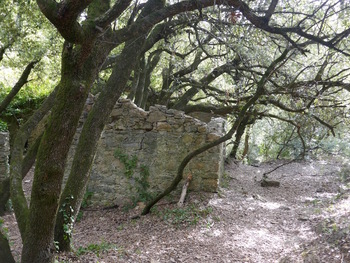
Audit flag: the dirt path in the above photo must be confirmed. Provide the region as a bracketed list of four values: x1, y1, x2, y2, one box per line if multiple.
[4, 157, 350, 262]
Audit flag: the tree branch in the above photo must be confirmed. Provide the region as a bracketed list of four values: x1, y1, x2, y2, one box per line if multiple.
[0, 60, 39, 115]
[312, 114, 335, 136]
[95, 0, 133, 29]
[36, 0, 92, 43]
[264, 0, 279, 22]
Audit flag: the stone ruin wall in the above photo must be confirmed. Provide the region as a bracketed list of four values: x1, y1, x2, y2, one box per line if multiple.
[0, 101, 226, 208]
[66, 99, 226, 207]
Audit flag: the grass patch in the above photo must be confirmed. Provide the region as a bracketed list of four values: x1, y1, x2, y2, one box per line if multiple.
[75, 241, 117, 257]
[155, 204, 213, 227]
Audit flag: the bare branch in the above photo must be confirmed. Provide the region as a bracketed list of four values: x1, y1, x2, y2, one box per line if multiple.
[312, 114, 336, 136]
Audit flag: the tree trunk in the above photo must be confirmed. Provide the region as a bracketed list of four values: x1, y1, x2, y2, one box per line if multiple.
[229, 115, 252, 159]
[0, 232, 15, 263]
[229, 120, 246, 159]
[241, 125, 251, 160]
[134, 56, 146, 107]
[20, 42, 99, 262]
[10, 87, 57, 238]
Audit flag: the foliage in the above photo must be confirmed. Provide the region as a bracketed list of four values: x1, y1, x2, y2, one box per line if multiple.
[58, 195, 75, 242]
[134, 165, 153, 203]
[0, 218, 7, 236]
[246, 113, 350, 163]
[0, 0, 62, 86]
[114, 148, 138, 179]
[0, 120, 7, 132]
[155, 204, 213, 227]
[114, 149, 153, 206]
[75, 241, 117, 257]
[0, 83, 51, 117]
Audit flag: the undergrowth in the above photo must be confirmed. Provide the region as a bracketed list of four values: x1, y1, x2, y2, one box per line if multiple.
[153, 204, 213, 227]
[75, 241, 117, 257]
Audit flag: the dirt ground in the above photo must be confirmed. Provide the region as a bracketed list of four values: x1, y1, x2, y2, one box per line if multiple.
[3, 156, 350, 262]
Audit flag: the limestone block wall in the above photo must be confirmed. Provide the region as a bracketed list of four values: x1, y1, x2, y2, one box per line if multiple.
[0, 132, 10, 185]
[67, 99, 226, 207]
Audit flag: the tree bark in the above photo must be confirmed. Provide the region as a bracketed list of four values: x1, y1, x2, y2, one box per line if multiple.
[229, 117, 248, 159]
[0, 232, 15, 263]
[229, 115, 254, 159]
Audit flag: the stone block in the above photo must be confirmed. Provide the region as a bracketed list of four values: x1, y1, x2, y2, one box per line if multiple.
[147, 111, 167, 122]
[156, 122, 172, 131]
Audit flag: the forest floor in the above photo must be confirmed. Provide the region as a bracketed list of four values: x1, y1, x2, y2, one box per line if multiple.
[3, 156, 350, 262]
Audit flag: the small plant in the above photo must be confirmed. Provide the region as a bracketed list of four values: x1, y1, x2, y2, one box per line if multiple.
[0, 120, 7, 132]
[132, 164, 153, 203]
[81, 191, 93, 208]
[157, 204, 213, 227]
[0, 218, 8, 236]
[59, 195, 75, 241]
[114, 148, 137, 178]
[114, 148, 153, 207]
[311, 199, 321, 206]
[76, 241, 117, 257]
